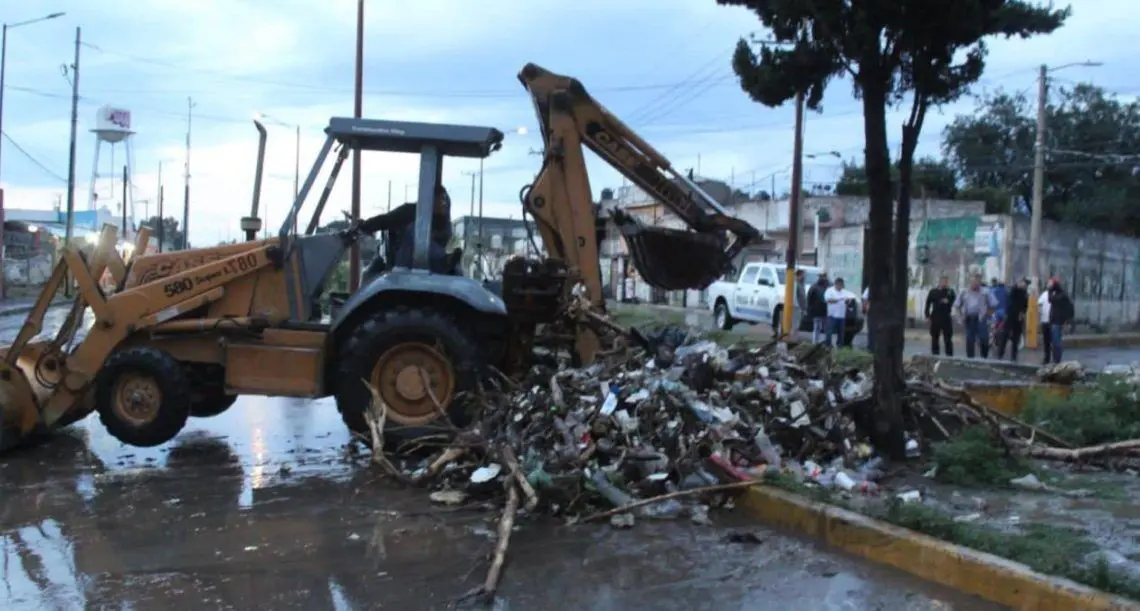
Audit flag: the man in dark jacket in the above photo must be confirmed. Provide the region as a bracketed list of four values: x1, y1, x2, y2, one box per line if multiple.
[390, 184, 461, 274]
[997, 278, 1029, 361]
[806, 273, 829, 344]
[924, 274, 956, 356]
[1047, 278, 1074, 363]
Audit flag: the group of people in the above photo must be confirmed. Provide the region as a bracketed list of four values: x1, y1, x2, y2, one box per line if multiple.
[923, 273, 1074, 364]
[804, 272, 866, 347]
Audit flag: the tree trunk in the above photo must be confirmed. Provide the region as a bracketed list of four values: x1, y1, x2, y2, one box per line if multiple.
[860, 81, 908, 460]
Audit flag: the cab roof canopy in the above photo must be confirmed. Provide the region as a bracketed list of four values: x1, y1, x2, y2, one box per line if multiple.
[324, 117, 504, 158]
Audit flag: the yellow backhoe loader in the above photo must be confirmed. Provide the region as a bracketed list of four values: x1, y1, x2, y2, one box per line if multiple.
[0, 63, 763, 452]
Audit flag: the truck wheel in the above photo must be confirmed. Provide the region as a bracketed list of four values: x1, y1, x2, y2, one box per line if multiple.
[95, 347, 192, 447]
[335, 307, 480, 442]
[714, 301, 735, 331]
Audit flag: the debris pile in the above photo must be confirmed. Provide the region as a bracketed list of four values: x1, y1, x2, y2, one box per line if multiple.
[371, 328, 1007, 520]
[357, 323, 1138, 603]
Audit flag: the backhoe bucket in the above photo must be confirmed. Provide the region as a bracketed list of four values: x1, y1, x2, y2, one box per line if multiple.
[615, 219, 729, 291]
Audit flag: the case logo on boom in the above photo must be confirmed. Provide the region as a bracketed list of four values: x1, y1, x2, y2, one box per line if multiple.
[583, 122, 697, 218]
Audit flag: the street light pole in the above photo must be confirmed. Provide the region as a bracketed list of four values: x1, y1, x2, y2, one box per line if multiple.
[1026, 60, 1101, 349]
[781, 92, 805, 338]
[0, 11, 66, 300]
[349, 0, 364, 291]
[182, 97, 195, 250]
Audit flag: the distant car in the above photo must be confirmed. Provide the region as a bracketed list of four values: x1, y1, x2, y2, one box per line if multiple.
[705, 262, 864, 345]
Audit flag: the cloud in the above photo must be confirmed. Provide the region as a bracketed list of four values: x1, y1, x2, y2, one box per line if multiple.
[1, 0, 1135, 246]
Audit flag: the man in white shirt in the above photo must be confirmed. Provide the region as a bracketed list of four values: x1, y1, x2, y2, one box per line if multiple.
[1037, 281, 1053, 363]
[861, 286, 872, 351]
[823, 277, 854, 346]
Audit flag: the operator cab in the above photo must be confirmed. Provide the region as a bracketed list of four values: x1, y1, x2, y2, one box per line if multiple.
[271, 116, 504, 324]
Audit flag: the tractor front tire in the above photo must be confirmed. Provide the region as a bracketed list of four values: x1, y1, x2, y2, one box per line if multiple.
[334, 307, 480, 444]
[95, 347, 192, 447]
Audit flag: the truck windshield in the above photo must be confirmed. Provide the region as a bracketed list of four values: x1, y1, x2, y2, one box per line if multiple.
[776, 269, 821, 285]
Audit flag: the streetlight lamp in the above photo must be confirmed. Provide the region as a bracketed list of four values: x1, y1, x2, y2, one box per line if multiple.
[1026, 60, 1102, 348]
[0, 11, 66, 300]
[474, 126, 528, 267]
[805, 151, 842, 160]
[253, 112, 301, 235]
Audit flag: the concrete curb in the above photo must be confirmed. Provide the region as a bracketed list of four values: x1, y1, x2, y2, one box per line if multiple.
[737, 485, 1140, 610]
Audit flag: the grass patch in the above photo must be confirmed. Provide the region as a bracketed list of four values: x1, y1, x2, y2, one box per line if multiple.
[930, 426, 1029, 487]
[761, 475, 1140, 600]
[610, 306, 686, 329]
[1022, 375, 1140, 446]
[831, 347, 872, 370]
[881, 502, 1140, 600]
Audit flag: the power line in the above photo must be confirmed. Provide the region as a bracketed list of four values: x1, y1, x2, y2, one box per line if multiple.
[625, 47, 734, 125]
[0, 131, 67, 183]
[78, 40, 738, 100]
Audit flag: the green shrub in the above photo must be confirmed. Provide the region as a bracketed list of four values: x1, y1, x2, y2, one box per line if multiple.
[931, 426, 1026, 486]
[1022, 375, 1140, 446]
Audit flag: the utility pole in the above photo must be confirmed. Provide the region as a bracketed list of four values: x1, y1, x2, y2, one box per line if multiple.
[463, 170, 476, 246]
[293, 123, 300, 235]
[182, 97, 194, 250]
[1024, 60, 1101, 348]
[349, 0, 364, 291]
[386, 180, 392, 212]
[782, 92, 805, 338]
[477, 157, 485, 267]
[63, 26, 81, 298]
[121, 165, 128, 233]
[1025, 64, 1048, 349]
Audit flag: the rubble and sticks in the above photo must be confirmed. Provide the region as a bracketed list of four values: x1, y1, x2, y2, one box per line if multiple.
[354, 310, 1140, 604]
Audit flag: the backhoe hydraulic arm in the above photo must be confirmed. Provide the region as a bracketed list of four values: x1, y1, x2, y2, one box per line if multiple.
[517, 63, 761, 300]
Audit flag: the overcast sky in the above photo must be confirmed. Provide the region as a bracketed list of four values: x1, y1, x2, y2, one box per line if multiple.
[2, 0, 1135, 246]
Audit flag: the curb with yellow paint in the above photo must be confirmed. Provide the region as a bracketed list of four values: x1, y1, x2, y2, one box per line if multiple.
[737, 485, 1140, 610]
[961, 380, 1072, 417]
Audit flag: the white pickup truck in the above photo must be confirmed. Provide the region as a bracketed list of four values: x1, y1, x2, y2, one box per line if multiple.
[706, 262, 864, 345]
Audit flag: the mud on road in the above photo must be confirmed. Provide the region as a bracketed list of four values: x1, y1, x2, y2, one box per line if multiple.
[0, 305, 1005, 609]
[0, 393, 1003, 610]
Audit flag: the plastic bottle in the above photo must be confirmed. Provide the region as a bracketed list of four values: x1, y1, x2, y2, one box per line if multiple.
[754, 431, 782, 469]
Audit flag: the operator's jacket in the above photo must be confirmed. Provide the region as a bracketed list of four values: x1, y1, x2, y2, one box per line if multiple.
[360, 202, 455, 275]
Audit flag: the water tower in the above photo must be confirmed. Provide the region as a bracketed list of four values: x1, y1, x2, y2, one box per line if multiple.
[87, 105, 136, 237]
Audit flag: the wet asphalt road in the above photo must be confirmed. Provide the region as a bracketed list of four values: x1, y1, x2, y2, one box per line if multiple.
[667, 307, 1140, 370]
[1, 308, 1003, 610]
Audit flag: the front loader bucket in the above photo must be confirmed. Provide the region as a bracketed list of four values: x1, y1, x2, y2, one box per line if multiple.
[0, 341, 61, 452]
[616, 220, 729, 291]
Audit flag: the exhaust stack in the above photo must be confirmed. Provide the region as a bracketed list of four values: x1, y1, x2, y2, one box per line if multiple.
[242, 119, 268, 241]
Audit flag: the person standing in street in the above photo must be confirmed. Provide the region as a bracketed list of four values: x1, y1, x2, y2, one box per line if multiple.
[823, 277, 854, 347]
[806, 272, 829, 343]
[988, 277, 1009, 354]
[793, 269, 807, 338]
[1047, 278, 1074, 364]
[924, 274, 956, 356]
[954, 273, 998, 358]
[861, 285, 872, 351]
[1038, 279, 1054, 364]
[998, 278, 1029, 361]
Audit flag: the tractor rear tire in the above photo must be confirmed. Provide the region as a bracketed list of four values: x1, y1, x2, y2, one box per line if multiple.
[95, 347, 192, 447]
[334, 307, 480, 444]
